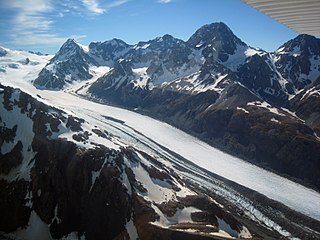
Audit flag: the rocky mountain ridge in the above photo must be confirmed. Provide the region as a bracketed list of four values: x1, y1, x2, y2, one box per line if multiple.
[34, 22, 320, 105]
[1, 40, 320, 239]
[32, 22, 320, 190]
[1, 84, 256, 240]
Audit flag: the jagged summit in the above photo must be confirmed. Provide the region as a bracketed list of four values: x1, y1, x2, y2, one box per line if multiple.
[187, 22, 246, 50]
[89, 38, 129, 49]
[276, 34, 320, 55]
[133, 33, 185, 51]
[33, 38, 95, 90]
[187, 22, 250, 70]
[51, 38, 84, 62]
[88, 38, 131, 66]
[274, 34, 320, 89]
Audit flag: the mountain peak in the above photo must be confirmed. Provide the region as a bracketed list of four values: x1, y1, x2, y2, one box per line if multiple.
[160, 34, 174, 41]
[56, 38, 82, 58]
[205, 22, 232, 33]
[0, 46, 8, 57]
[61, 38, 80, 50]
[107, 38, 129, 47]
[65, 38, 76, 44]
[152, 34, 180, 43]
[89, 38, 129, 50]
[133, 34, 184, 51]
[277, 34, 320, 55]
[187, 22, 245, 48]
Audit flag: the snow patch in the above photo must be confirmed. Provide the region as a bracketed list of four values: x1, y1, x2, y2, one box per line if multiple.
[217, 218, 238, 238]
[0, 89, 36, 181]
[237, 107, 249, 114]
[223, 45, 263, 71]
[247, 101, 285, 116]
[270, 117, 280, 123]
[239, 226, 252, 239]
[8, 211, 53, 240]
[168, 207, 202, 224]
[125, 218, 139, 240]
[131, 67, 149, 89]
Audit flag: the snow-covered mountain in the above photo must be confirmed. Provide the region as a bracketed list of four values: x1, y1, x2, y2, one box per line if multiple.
[21, 21, 320, 192]
[274, 34, 320, 89]
[1, 22, 320, 239]
[34, 39, 97, 90]
[78, 22, 320, 192]
[88, 38, 131, 66]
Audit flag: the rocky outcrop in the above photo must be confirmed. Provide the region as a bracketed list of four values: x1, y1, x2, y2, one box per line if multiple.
[34, 39, 96, 90]
[290, 77, 320, 135]
[88, 38, 131, 66]
[274, 34, 320, 89]
[1, 85, 257, 239]
[0, 47, 7, 57]
[238, 53, 290, 105]
[187, 22, 246, 65]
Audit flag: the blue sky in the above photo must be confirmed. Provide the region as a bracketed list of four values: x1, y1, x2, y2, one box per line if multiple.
[0, 0, 298, 54]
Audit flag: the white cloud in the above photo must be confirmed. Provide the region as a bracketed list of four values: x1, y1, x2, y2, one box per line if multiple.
[4, 0, 53, 13]
[9, 33, 67, 46]
[2, 0, 63, 46]
[1, 0, 130, 48]
[106, 0, 130, 9]
[81, 0, 105, 15]
[158, 0, 173, 3]
[79, 0, 130, 16]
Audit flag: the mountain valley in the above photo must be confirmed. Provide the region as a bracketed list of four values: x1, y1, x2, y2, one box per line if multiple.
[1, 22, 320, 239]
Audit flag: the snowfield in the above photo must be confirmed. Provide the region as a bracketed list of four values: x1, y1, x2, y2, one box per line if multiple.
[1, 49, 320, 238]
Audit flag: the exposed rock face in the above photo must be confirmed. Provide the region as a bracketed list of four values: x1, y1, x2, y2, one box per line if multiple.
[274, 34, 320, 89]
[187, 22, 246, 65]
[1, 85, 258, 239]
[290, 77, 320, 135]
[0, 47, 7, 57]
[237, 53, 290, 105]
[88, 38, 131, 66]
[82, 23, 320, 190]
[34, 39, 96, 90]
[31, 140, 133, 240]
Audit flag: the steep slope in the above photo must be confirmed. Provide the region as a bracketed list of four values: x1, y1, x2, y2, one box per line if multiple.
[2, 41, 320, 237]
[2, 82, 320, 239]
[290, 77, 320, 135]
[81, 23, 320, 191]
[237, 53, 291, 105]
[1, 84, 258, 240]
[88, 34, 202, 106]
[274, 34, 320, 90]
[34, 39, 97, 90]
[88, 38, 131, 66]
[187, 22, 250, 71]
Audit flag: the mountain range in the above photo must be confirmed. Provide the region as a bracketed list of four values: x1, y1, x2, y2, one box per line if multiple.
[1, 22, 320, 239]
[34, 22, 320, 190]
